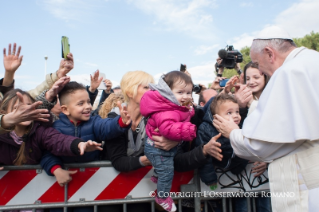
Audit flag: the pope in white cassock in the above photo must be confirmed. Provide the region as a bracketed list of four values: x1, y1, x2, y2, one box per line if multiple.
[213, 26, 319, 212]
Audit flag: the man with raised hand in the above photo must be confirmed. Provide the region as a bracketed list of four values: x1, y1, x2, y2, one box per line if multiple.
[213, 26, 319, 212]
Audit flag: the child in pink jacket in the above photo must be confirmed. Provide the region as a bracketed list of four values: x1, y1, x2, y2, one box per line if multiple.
[140, 71, 196, 212]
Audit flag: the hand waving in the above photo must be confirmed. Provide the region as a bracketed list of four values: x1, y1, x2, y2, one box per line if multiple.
[118, 101, 131, 125]
[103, 79, 112, 93]
[3, 43, 23, 73]
[45, 76, 70, 102]
[224, 75, 239, 93]
[89, 70, 103, 93]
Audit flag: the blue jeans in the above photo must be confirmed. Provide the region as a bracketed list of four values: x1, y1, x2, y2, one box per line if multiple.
[144, 137, 177, 198]
[234, 197, 272, 212]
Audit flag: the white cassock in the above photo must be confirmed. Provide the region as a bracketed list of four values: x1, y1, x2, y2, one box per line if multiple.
[230, 47, 319, 212]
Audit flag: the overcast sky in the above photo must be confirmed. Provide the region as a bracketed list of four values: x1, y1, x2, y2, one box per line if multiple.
[1, 0, 318, 95]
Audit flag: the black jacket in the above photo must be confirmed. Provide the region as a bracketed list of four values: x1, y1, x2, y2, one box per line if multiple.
[101, 112, 143, 172]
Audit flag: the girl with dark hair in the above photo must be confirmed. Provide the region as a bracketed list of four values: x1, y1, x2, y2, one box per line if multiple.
[243, 61, 270, 115]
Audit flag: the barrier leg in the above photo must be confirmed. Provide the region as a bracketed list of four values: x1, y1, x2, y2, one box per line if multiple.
[229, 198, 233, 212]
[252, 197, 256, 212]
[222, 198, 227, 212]
[246, 197, 251, 212]
[193, 170, 201, 212]
[123, 203, 127, 212]
[178, 199, 182, 212]
[151, 201, 155, 212]
[94, 205, 97, 212]
[204, 200, 208, 212]
[64, 184, 68, 212]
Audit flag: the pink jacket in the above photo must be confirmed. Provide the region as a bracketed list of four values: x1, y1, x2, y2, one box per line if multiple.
[140, 90, 196, 142]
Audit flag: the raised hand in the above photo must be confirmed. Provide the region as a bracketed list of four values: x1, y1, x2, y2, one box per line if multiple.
[89, 70, 103, 93]
[57, 53, 74, 78]
[224, 75, 239, 93]
[234, 84, 253, 108]
[210, 77, 227, 90]
[78, 140, 103, 155]
[117, 101, 131, 125]
[3, 43, 23, 73]
[202, 133, 223, 161]
[53, 168, 77, 187]
[103, 79, 112, 93]
[45, 76, 70, 102]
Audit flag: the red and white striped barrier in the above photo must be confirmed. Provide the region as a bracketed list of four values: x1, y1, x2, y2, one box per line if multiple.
[0, 167, 194, 206]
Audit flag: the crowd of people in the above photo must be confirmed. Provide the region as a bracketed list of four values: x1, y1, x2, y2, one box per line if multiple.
[1, 26, 319, 212]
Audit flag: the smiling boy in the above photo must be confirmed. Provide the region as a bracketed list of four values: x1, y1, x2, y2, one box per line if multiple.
[195, 93, 248, 190]
[41, 82, 131, 186]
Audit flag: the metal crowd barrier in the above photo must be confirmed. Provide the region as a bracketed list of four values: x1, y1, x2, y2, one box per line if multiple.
[0, 161, 271, 212]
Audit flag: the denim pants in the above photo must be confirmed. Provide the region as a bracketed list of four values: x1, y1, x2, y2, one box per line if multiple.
[233, 197, 272, 212]
[144, 137, 177, 199]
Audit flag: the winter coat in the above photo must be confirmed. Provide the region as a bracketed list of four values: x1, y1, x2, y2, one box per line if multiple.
[140, 78, 196, 142]
[40, 113, 129, 175]
[0, 121, 82, 165]
[195, 107, 248, 185]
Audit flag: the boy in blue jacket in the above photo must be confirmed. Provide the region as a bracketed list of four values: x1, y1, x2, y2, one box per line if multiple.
[41, 82, 131, 186]
[195, 93, 248, 190]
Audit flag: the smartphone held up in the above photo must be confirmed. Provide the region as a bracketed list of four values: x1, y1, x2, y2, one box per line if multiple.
[219, 79, 229, 87]
[61, 36, 70, 59]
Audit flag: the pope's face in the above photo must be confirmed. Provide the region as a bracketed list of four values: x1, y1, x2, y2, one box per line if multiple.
[250, 51, 272, 77]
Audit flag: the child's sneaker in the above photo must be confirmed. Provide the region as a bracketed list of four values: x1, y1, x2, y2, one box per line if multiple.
[150, 175, 158, 184]
[155, 196, 176, 212]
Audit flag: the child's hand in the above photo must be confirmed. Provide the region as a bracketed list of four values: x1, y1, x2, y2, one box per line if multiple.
[118, 101, 131, 125]
[45, 76, 70, 102]
[0, 167, 3, 171]
[53, 168, 77, 187]
[252, 162, 268, 177]
[78, 140, 103, 155]
[203, 133, 223, 161]
[89, 70, 103, 93]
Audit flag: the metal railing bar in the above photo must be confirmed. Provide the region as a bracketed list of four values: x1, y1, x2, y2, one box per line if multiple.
[1, 161, 113, 170]
[204, 200, 208, 212]
[246, 197, 251, 212]
[252, 197, 256, 212]
[123, 203, 127, 212]
[0, 197, 194, 211]
[229, 198, 233, 212]
[151, 201, 155, 212]
[222, 198, 227, 212]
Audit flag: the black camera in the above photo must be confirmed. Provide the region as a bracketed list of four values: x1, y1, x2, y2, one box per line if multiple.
[216, 45, 243, 69]
[193, 84, 202, 93]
